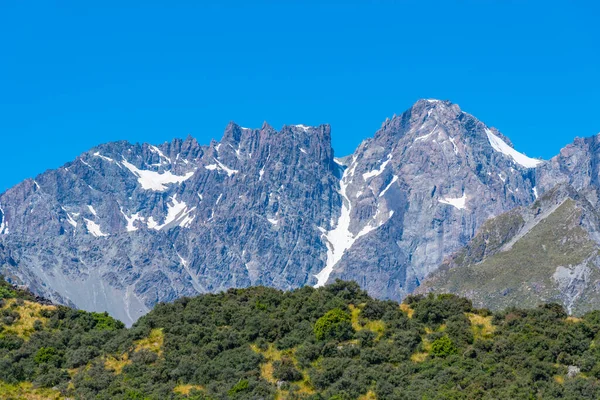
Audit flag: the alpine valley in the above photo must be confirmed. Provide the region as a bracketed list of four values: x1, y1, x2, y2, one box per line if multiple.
[1, 99, 599, 326]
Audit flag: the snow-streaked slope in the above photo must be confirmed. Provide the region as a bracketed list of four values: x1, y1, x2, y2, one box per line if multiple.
[204, 158, 238, 176]
[315, 159, 395, 287]
[314, 167, 354, 287]
[379, 175, 399, 198]
[485, 129, 541, 168]
[0, 206, 7, 234]
[121, 160, 195, 191]
[148, 195, 196, 230]
[362, 154, 392, 180]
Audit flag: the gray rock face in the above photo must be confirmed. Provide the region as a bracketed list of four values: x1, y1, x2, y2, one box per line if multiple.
[0, 124, 340, 325]
[536, 134, 600, 207]
[0, 99, 564, 324]
[323, 100, 540, 299]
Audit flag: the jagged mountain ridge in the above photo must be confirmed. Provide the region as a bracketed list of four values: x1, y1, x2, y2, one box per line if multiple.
[0, 122, 341, 325]
[0, 99, 556, 324]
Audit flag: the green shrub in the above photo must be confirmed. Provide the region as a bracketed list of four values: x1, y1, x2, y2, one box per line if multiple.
[0, 285, 15, 299]
[431, 336, 457, 357]
[314, 308, 354, 341]
[91, 311, 125, 331]
[273, 357, 302, 382]
[228, 379, 249, 396]
[35, 347, 57, 364]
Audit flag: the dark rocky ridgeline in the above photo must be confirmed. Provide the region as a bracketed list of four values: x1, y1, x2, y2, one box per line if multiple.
[4, 98, 597, 324]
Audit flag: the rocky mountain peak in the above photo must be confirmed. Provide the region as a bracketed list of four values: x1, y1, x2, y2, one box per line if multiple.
[260, 121, 275, 132]
[376, 99, 474, 145]
[375, 99, 531, 162]
[411, 98, 461, 116]
[221, 121, 245, 145]
[315, 99, 544, 301]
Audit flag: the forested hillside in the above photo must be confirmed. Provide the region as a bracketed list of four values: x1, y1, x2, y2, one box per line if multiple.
[2, 276, 600, 399]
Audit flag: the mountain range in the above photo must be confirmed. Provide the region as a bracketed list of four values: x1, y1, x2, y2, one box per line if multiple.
[1, 99, 598, 325]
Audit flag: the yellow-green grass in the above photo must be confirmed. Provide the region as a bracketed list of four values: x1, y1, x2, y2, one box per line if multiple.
[410, 352, 428, 363]
[174, 384, 204, 396]
[349, 304, 385, 339]
[104, 353, 130, 374]
[0, 299, 56, 339]
[400, 303, 414, 318]
[105, 327, 164, 374]
[134, 328, 164, 355]
[358, 390, 377, 399]
[0, 381, 63, 400]
[468, 313, 496, 339]
[411, 324, 449, 363]
[250, 343, 315, 397]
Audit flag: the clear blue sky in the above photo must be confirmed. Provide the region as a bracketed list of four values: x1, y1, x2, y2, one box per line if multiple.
[1, 1, 598, 192]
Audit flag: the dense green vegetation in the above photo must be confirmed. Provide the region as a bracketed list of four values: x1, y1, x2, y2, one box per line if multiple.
[3, 276, 600, 399]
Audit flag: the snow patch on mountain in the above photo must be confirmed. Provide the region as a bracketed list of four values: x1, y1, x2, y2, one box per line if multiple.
[316, 159, 394, 287]
[214, 158, 238, 176]
[415, 124, 438, 142]
[363, 154, 392, 180]
[314, 173, 353, 287]
[61, 207, 78, 228]
[294, 124, 311, 132]
[205, 158, 238, 177]
[438, 193, 467, 210]
[485, 128, 542, 168]
[379, 175, 399, 198]
[79, 158, 93, 168]
[121, 160, 194, 191]
[121, 210, 143, 232]
[66, 214, 77, 228]
[0, 206, 7, 234]
[149, 145, 171, 164]
[93, 152, 115, 163]
[149, 195, 196, 231]
[448, 136, 459, 154]
[84, 219, 108, 237]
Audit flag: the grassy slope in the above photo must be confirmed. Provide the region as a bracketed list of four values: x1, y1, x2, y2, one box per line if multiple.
[424, 199, 600, 313]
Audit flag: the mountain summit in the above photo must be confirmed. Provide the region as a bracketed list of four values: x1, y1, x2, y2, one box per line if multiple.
[4, 99, 595, 324]
[317, 99, 541, 299]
